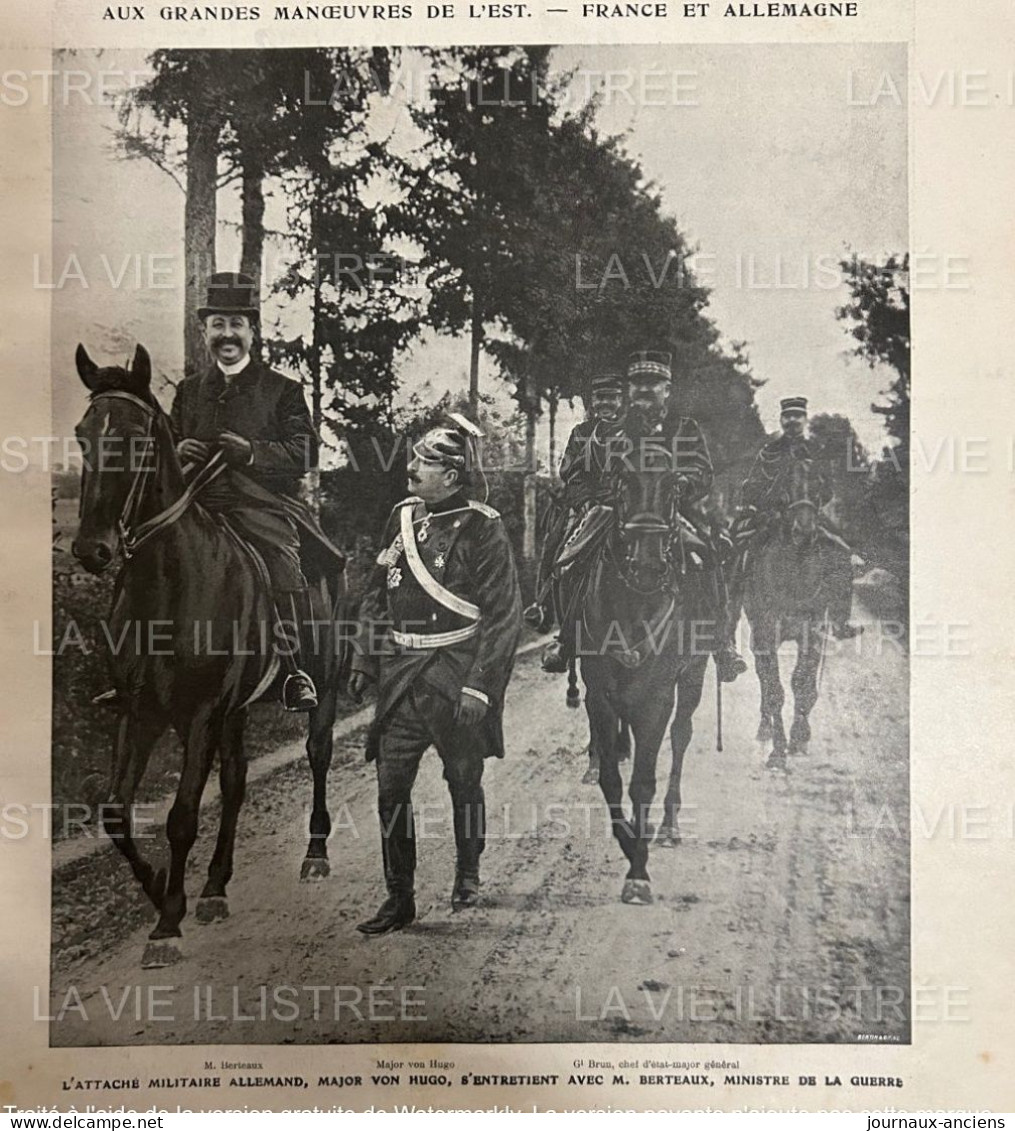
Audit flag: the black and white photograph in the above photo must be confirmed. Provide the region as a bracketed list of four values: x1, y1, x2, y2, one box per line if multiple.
[43, 41, 912, 1050]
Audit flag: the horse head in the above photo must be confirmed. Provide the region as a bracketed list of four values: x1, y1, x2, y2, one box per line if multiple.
[71, 343, 161, 573]
[779, 458, 819, 548]
[613, 447, 679, 596]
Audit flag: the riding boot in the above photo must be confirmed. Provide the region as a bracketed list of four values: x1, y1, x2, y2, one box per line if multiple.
[275, 589, 318, 712]
[357, 804, 417, 935]
[451, 792, 485, 911]
[825, 558, 863, 639]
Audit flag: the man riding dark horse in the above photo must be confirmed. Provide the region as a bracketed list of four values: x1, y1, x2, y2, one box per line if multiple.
[532, 372, 626, 673]
[537, 353, 746, 683]
[728, 395, 862, 642]
[97, 271, 346, 712]
[619, 350, 747, 684]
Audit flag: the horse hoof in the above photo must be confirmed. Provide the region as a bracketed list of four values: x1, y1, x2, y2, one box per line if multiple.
[756, 720, 773, 743]
[656, 827, 681, 848]
[300, 857, 331, 882]
[765, 753, 789, 772]
[621, 879, 653, 905]
[788, 743, 809, 757]
[195, 897, 229, 924]
[581, 766, 599, 786]
[142, 938, 183, 969]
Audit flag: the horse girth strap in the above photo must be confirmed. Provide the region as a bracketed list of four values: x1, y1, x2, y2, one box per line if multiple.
[398, 504, 480, 622]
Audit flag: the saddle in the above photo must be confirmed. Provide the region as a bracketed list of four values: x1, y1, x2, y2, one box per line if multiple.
[555, 504, 614, 573]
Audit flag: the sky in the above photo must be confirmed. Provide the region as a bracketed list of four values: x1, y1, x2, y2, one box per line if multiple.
[51, 43, 907, 459]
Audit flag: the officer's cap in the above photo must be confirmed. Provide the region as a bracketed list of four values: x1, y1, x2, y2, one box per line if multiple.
[589, 373, 625, 395]
[627, 350, 672, 383]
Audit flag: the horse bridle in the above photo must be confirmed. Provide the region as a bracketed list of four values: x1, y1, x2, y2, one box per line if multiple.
[84, 390, 225, 559]
[613, 474, 681, 597]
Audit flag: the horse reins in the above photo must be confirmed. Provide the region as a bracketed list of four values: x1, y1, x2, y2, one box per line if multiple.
[88, 390, 227, 560]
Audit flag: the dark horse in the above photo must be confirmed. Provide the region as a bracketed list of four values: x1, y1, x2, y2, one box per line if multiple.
[71, 344, 350, 967]
[575, 454, 716, 905]
[743, 458, 849, 770]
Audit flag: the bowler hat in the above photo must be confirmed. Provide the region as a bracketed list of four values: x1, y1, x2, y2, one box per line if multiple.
[197, 272, 259, 321]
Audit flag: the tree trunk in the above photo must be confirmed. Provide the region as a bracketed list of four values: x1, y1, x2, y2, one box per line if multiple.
[184, 110, 221, 377]
[239, 131, 265, 297]
[548, 391, 558, 478]
[305, 198, 324, 517]
[468, 295, 482, 419]
[523, 373, 538, 560]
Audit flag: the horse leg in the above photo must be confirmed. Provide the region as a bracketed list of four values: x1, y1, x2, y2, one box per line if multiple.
[754, 644, 787, 769]
[301, 676, 338, 881]
[102, 704, 168, 911]
[580, 660, 600, 785]
[587, 679, 637, 869]
[620, 704, 672, 904]
[660, 660, 708, 848]
[197, 708, 248, 922]
[789, 632, 823, 756]
[143, 702, 221, 968]
[616, 719, 632, 763]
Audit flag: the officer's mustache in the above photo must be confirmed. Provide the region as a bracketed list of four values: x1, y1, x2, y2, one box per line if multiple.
[213, 337, 243, 349]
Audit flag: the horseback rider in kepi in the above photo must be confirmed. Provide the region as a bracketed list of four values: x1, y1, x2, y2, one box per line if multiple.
[727, 395, 862, 640]
[533, 372, 626, 674]
[621, 349, 748, 684]
[168, 271, 346, 711]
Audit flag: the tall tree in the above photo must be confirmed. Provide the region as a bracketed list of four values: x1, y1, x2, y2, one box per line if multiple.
[836, 252, 911, 585]
[406, 47, 556, 416]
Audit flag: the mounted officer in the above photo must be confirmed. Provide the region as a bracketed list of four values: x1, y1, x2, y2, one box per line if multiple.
[349, 415, 523, 936]
[168, 271, 345, 710]
[728, 395, 861, 639]
[621, 350, 748, 683]
[534, 372, 626, 673]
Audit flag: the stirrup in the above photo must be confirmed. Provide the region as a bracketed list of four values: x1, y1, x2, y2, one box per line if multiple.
[523, 603, 552, 632]
[282, 672, 318, 712]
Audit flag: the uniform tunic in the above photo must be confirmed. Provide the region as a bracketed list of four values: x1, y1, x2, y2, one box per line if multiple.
[740, 433, 832, 513]
[352, 491, 523, 771]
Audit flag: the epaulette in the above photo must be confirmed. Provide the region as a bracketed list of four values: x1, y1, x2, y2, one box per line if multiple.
[467, 500, 500, 519]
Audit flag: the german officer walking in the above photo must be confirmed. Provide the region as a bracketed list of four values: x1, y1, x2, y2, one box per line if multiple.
[349, 415, 523, 935]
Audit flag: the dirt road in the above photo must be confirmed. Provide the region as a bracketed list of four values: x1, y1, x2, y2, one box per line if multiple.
[49, 604, 909, 1046]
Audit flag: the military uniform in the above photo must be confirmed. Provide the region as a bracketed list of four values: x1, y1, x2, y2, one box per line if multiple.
[739, 432, 832, 518]
[535, 374, 625, 673]
[353, 455, 523, 933]
[729, 396, 859, 638]
[620, 350, 746, 681]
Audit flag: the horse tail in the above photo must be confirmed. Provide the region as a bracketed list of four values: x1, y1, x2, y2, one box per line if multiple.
[331, 586, 360, 699]
[566, 657, 580, 708]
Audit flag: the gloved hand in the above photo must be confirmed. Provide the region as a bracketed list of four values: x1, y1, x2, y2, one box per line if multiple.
[348, 671, 372, 703]
[454, 692, 488, 726]
[218, 431, 253, 466]
[177, 438, 213, 464]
